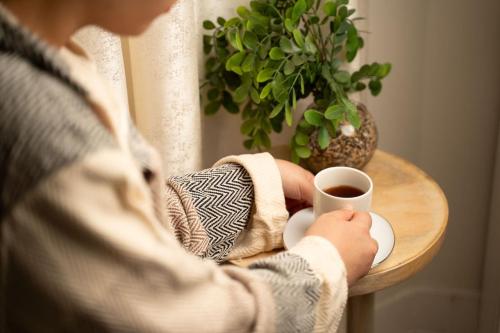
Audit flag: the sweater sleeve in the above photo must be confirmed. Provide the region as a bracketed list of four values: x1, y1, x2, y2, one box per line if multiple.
[165, 152, 289, 262]
[164, 163, 255, 262]
[213, 153, 289, 260]
[164, 152, 289, 262]
[3, 148, 347, 333]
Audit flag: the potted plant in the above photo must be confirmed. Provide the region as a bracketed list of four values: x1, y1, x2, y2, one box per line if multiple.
[201, 0, 391, 172]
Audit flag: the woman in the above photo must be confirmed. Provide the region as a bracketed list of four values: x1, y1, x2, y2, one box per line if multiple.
[0, 0, 377, 332]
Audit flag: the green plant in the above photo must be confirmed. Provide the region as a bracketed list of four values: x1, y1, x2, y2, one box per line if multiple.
[201, 0, 391, 163]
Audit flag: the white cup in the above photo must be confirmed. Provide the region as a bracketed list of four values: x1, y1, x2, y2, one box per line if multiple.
[313, 167, 373, 219]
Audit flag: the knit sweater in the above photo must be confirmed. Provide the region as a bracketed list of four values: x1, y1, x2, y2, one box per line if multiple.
[0, 5, 347, 333]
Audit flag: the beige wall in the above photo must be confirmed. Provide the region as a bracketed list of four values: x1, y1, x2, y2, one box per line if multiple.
[479, 124, 500, 332]
[201, 0, 500, 331]
[366, 0, 500, 331]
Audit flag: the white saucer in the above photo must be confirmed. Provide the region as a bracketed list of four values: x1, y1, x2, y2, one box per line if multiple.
[283, 208, 395, 267]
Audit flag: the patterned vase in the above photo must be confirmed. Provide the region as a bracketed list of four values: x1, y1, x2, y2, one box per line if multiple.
[303, 104, 378, 174]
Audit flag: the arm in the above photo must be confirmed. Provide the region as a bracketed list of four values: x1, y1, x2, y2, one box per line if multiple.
[165, 153, 290, 262]
[3, 148, 347, 333]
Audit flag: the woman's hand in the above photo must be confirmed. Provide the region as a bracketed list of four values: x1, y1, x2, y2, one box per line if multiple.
[306, 209, 378, 285]
[275, 159, 315, 214]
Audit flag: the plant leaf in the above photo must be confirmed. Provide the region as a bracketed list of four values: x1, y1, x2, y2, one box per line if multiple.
[292, 29, 305, 48]
[285, 102, 293, 126]
[241, 53, 256, 72]
[295, 146, 312, 158]
[279, 37, 294, 53]
[217, 17, 226, 26]
[203, 20, 216, 30]
[333, 71, 350, 84]
[291, 54, 305, 66]
[250, 0, 269, 14]
[304, 35, 318, 54]
[205, 100, 221, 115]
[222, 91, 239, 113]
[234, 84, 249, 103]
[325, 104, 346, 120]
[338, 5, 348, 19]
[250, 87, 261, 104]
[333, 33, 347, 45]
[295, 131, 309, 145]
[343, 98, 357, 113]
[243, 139, 254, 150]
[207, 88, 219, 101]
[236, 6, 250, 18]
[355, 82, 367, 91]
[258, 38, 272, 59]
[323, 1, 337, 16]
[304, 109, 324, 126]
[318, 126, 331, 149]
[243, 31, 258, 49]
[269, 47, 285, 60]
[235, 30, 244, 51]
[257, 68, 275, 82]
[377, 63, 392, 78]
[369, 79, 382, 96]
[291, 149, 300, 164]
[369, 62, 380, 76]
[269, 102, 284, 118]
[241, 119, 256, 135]
[351, 70, 363, 82]
[284, 60, 296, 75]
[298, 119, 311, 129]
[336, 20, 350, 34]
[261, 117, 272, 133]
[285, 18, 295, 32]
[259, 131, 271, 148]
[226, 52, 246, 74]
[309, 15, 320, 24]
[292, 0, 307, 22]
[260, 82, 273, 99]
[227, 29, 244, 51]
[359, 64, 371, 76]
[224, 17, 241, 28]
[346, 110, 361, 128]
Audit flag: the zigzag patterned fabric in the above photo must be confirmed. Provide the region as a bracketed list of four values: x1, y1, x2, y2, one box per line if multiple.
[165, 163, 254, 262]
[250, 252, 321, 333]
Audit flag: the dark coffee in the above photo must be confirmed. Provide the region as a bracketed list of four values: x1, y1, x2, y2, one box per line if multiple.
[324, 185, 365, 198]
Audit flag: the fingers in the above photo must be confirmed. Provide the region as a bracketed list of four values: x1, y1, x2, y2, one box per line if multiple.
[352, 212, 372, 230]
[352, 212, 378, 256]
[275, 158, 315, 204]
[299, 174, 314, 205]
[324, 208, 355, 221]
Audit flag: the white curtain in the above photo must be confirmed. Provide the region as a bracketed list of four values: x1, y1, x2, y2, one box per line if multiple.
[76, 0, 202, 177]
[73, 26, 129, 115]
[126, 0, 202, 177]
[75, 0, 362, 174]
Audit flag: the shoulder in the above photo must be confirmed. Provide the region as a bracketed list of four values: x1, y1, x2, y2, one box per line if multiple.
[0, 53, 116, 215]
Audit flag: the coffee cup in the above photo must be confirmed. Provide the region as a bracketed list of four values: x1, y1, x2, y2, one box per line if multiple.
[313, 166, 373, 218]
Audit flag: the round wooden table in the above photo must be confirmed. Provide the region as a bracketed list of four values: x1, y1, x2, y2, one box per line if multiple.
[231, 150, 449, 333]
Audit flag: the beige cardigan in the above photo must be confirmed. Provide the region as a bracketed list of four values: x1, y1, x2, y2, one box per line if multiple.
[0, 5, 347, 332]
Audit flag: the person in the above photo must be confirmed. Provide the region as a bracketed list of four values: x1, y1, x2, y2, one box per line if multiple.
[0, 0, 378, 332]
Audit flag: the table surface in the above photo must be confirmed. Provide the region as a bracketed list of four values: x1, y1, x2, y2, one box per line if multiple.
[230, 149, 449, 296]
